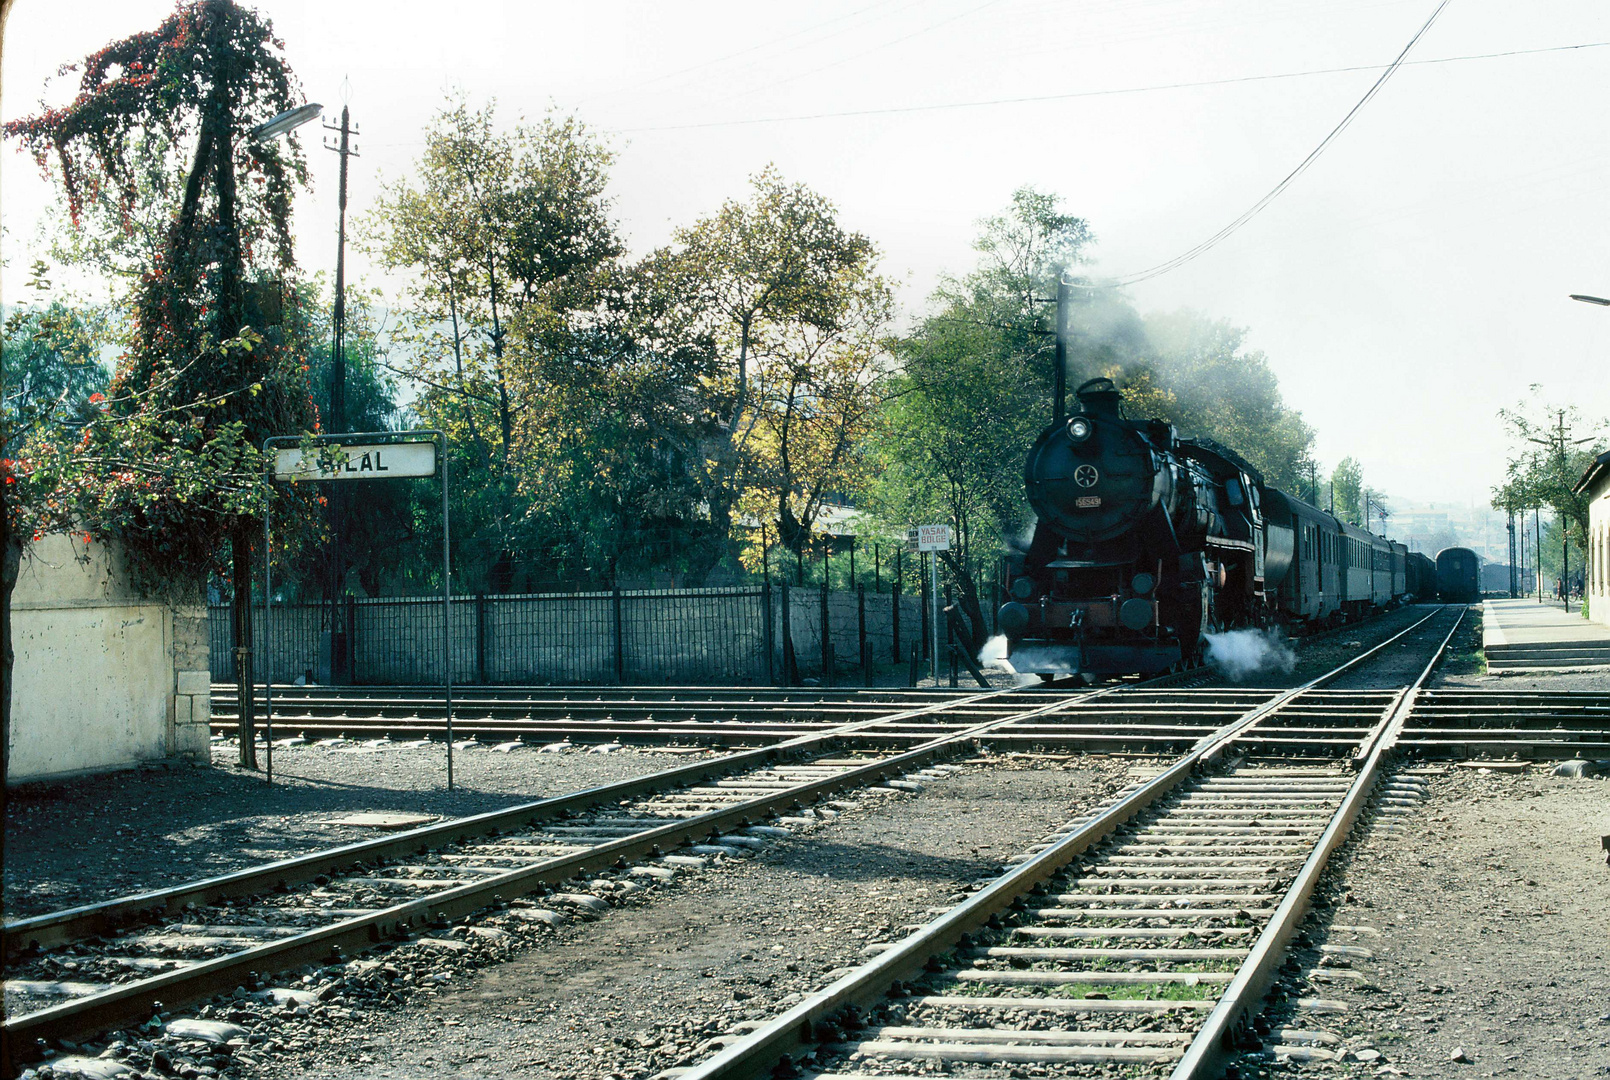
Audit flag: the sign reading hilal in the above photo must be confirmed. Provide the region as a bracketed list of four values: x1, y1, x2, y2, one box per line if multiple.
[274, 440, 437, 482]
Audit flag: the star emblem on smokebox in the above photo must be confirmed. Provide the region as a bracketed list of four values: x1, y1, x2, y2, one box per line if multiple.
[1074, 465, 1099, 487]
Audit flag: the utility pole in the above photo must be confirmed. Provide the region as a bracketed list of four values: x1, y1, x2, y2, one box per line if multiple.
[325, 95, 358, 434]
[1535, 507, 1543, 603]
[323, 91, 359, 681]
[1524, 408, 1595, 607]
[1507, 512, 1517, 597]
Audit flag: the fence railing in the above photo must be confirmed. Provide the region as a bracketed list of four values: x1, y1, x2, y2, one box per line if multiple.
[209, 584, 930, 687]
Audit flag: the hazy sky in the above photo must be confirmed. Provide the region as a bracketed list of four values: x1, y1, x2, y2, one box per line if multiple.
[4, 0, 1608, 510]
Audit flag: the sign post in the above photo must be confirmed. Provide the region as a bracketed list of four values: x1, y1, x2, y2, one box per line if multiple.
[909, 524, 952, 686]
[264, 432, 455, 788]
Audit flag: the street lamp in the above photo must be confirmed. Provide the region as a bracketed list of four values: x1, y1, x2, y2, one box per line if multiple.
[249, 103, 323, 143]
[1569, 294, 1610, 306]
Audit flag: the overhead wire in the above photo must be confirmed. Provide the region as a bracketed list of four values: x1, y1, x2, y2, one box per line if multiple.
[704, 0, 1012, 108]
[622, 36, 1601, 134]
[368, 40, 1609, 151]
[1092, 0, 1453, 286]
[572, 0, 912, 105]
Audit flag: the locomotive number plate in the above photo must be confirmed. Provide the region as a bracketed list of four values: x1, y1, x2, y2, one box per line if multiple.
[1075, 496, 1101, 508]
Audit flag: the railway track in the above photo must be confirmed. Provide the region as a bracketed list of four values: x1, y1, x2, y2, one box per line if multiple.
[16, 605, 1583, 1078]
[2, 676, 1183, 1074]
[201, 604, 1413, 746]
[671, 605, 1467, 1080]
[207, 684, 1610, 760]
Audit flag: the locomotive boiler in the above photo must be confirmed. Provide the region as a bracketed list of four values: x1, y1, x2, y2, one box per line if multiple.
[998, 377, 1420, 678]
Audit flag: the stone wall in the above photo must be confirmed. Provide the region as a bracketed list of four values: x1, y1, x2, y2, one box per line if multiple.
[8, 534, 210, 783]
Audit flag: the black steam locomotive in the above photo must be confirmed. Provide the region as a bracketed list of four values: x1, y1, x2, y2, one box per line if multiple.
[998, 378, 1435, 677]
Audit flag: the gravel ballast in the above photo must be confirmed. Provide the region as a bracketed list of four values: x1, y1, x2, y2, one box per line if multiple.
[1232, 764, 1610, 1079]
[4, 741, 720, 918]
[14, 756, 1133, 1080]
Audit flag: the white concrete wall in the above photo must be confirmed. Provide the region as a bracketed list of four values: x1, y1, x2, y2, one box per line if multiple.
[8, 534, 210, 783]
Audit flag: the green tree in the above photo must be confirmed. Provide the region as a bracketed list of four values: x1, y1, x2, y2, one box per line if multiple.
[1491, 392, 1605, 590]
[659, 166, 878, 571]
[1330, 457, 1364, 526]
[500, 282, 720, 585]
[2, 265, 112, 455]
[364, 94, 622, 587]
[5, 0, 317, 765]
[1131, 312, 1315, 493]
[264, 284, 415, 601]
[869, 187, 1093, 651]
[736, 265, 895, 565]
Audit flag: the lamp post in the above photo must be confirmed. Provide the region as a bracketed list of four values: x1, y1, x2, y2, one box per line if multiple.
[244, 102, 320, 757]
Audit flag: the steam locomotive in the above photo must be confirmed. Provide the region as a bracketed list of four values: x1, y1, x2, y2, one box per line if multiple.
[998, 378, 1435, 677]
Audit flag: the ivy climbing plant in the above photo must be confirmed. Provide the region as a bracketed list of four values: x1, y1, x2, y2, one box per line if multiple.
[4, 0, 319, 767]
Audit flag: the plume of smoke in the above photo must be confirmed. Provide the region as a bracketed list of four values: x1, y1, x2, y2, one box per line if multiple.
[1204, 628, 1297, 682]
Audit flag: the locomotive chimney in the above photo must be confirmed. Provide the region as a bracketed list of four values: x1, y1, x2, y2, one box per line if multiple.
[1053, 279, 1069, 424]
[1074, 377, 1123, 419]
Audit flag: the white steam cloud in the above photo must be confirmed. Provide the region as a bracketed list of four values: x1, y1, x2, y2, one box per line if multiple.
[979, 634, 1046, 686]
[1204, 628, 1297, 682]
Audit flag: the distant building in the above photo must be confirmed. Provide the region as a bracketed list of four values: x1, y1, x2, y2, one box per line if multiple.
[1576, 452, 1610, 628]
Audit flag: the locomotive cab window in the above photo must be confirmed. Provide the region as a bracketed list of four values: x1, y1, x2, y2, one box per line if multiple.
[1226, 478, 1244, 506]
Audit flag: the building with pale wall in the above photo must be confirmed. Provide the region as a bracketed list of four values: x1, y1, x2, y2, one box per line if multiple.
[1577, 451, 1610, 628]
[7, 534, 211, 784]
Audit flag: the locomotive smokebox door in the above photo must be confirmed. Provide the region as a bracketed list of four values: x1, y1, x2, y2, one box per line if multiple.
[1024, 379, 1173, 545]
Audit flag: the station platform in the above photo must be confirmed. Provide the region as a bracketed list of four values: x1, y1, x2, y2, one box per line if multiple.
[1482, 598, 1610, 672]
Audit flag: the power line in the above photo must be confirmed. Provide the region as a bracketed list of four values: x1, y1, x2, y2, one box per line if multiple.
[621, 37, 1601, 133]
[1097, 0, 1452, 287]
[715, 0, 1010, 104]
[574, 0, 911, 104]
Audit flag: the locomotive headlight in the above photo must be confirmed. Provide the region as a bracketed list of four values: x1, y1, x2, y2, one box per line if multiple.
[1009, 576, 1036, 600]
[1067, 417, 1092, 442]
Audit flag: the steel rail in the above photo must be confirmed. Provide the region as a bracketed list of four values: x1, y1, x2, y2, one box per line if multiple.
[673, 605, 1451, 1080]
[4, 610, 1438, 1072]
[3, 676, 1182, 1064]
[1167, 605, 1465, 1078]
[3, 683, 1028, 961]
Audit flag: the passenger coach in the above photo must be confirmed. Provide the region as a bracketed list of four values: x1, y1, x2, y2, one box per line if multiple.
[1435, 547, 1482, 603]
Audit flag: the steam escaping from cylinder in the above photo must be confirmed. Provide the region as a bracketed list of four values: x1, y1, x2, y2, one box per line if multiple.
[979, 634, 1053, 686]
[1203, 628, 1297, 682]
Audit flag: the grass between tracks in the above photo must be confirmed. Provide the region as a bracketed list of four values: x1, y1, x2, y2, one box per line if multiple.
[941, 980, 1221, 1002]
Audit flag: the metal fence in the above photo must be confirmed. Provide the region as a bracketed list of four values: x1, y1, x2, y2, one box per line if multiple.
[210, 583, 928, 687]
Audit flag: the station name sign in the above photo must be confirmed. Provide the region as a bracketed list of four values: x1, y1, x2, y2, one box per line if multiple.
[273, 440, 437, 482]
